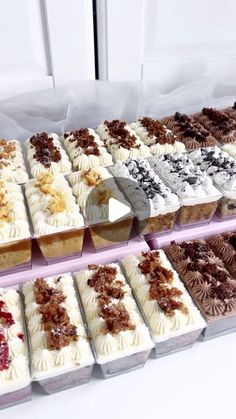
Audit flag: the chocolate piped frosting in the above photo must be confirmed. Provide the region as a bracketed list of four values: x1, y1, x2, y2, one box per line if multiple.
[207, 232, 236, 277]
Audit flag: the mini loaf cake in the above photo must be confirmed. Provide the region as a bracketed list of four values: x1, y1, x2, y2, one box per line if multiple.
[161, 112, 217, 149]
[0, 288, 30, 396]
[129, 117, 186, 155]
[0, 181, 31, 271]
[25, 132, 72, 177]
[194, 108, 236, 143]
[166, 240, 236, 320]
[207, 232, 236, 278]
[25, 173, 84, 237]
[222, 102, 236, 121]
[62, 128, 113, 170]
[189, 147, 236, 216]
[76, 263, 153, 360]
[23, 274, 94, 378]
[68, 167, 131, 225]
[97, 120, 151, 161]
[0, 139, 28, 183]
[222, 142, 236, 159]
[111, 158, 179, 235]
[122, 250, 203, 339]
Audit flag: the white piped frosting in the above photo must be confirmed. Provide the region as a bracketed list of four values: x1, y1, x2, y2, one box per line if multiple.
[0, 139, 28, 183]
[22, 273, 94, 379]
[0, 288, 30, 396]
[122, 250, 205, 341]
[222, 142, 236, 159]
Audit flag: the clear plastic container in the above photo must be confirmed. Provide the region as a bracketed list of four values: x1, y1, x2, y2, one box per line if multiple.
[200, 314, 236, 341]
[88, 216, 134, 251]
[0, 385, 31, 410]
[177, 194, 222, 227]
[217, 191, 236, 219]
[135, 209, 179, 239]
[0, 237, 32, 276]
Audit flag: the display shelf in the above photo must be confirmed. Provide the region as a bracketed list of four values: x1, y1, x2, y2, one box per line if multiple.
[1, 231, 149, 288]
[147, 216, 236, 250]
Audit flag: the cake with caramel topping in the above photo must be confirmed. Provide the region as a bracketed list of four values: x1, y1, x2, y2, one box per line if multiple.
[122, 250, 204, 339]
[22, 274, 94, 379]
[166, 240, 236, 320]
[25, 132, 71, 177]
[0, 139, 28, 183]
[129, 117, 186, 155]
[97, 120, 151, 161]
[76, 263, 153, 361]
[62, 128, 113, 170]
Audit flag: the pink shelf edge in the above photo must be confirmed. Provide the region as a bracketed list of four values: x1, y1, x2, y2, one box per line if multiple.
[148, 216, 236, 250]
[1, 235, 150, 288]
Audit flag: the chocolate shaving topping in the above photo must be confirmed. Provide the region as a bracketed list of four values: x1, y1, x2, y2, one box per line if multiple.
[202, 108, 236, 134]
[66, 128, 100, 156]
[174, 112, 211, 143]
[30, 132, 62, 167]
[139, 117, 176, 144]
[33, 278, 78, 350]
[138, 251, 188, 316]
[87, 265, 135, 335]
[105, 120, 140, 150]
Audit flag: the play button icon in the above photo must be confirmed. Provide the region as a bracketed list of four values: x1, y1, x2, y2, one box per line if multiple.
[108, 197, 131, 222]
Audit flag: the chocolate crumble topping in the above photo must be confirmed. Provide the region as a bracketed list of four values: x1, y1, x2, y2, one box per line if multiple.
[30, 132, 62, 167]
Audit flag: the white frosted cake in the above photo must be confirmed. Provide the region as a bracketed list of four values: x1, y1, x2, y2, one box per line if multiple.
[76, 263, 153, 362]
[23, 274, 94, 379]
[25, 132, 71, 177]
[122, 250, 204, 340]
[0, 139, 28, 184]
[97, 120, 151, 161]
[62, 128, 113, 170]
[222, 142, 236, 159]
[0, 288, 30, 396]
[130, 117, 186, 155]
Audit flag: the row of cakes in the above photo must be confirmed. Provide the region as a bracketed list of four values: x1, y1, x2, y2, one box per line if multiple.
[1, 102, 236, 183]
[1, 145, 236, 275]
[1, 232, 236, 408]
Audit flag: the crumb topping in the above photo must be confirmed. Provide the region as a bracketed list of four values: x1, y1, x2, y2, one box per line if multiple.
[30, 132, 62, 167]
[202, 108, 236, 134]
[0, 300, 16, 371]
[81, 169, 102, 186]
[105, 120, 140, 150]
[140, 117, 176, 144]
[65, 128, 100, 156]
[0, 184, 14, 225]
[0, 139, 16, 168]
[36, 173, 68, 214]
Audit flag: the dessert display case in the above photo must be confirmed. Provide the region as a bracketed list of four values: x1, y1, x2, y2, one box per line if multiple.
[24, 173, 85, 263]
[0, 288, 31, 409]
[121, 250, 205, 358]
[68, 168, 133, 251]
[110, 158, 180, 238]
[148, 154, 222, 227]
[22, 273, 94, 394]
[0, 182, 32, 276]
[75, 263, 153, 378]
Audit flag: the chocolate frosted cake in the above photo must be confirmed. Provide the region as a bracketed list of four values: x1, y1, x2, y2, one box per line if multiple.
[111, 158, 180, 236]
[25, 132, 72, 177]
[0, 288, 31, 408]
[76, 263, 153, 376]
[189, 147, 236, 217]
[122, 250, 204, 341]
[161, 112, 217, 149]
[23, 274, 94, 393]
[97, 120, 151, 161]
[222, 102, 236, 121]
[149, 153, 221, 226]
[207, 232, 236, 278]
[62, 128, 113, 170]
[166, 240, 236, 322]
[194, 108, 236, 143]
[0, 139, 28, 184]
[130, 117, 186, 155]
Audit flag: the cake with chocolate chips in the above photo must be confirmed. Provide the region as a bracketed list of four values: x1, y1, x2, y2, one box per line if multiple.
[23, 274, 94, 393]
[149, 153, 221, 226]
[194, 108, 236, 143]
[122, 250, 204, 355]
[62, 128, 113, 170]
[76, 263, 153, 376]
[161, 112, 217, 149]
[25, 173, 84, 261]
[68, 168, 133, 250]
[166, 240, 236, 323]
[25, 132, 72, 177]
[0, 181, 31, 272]
[129, 117, 186, 155]
[0, 288, 31, 408]
[0, 139, 28, 184]
[189, 147, 236, 217]
[111, 158, 180, 236]
[207, 232, 236, 278]
[97, 120, 151, 161]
